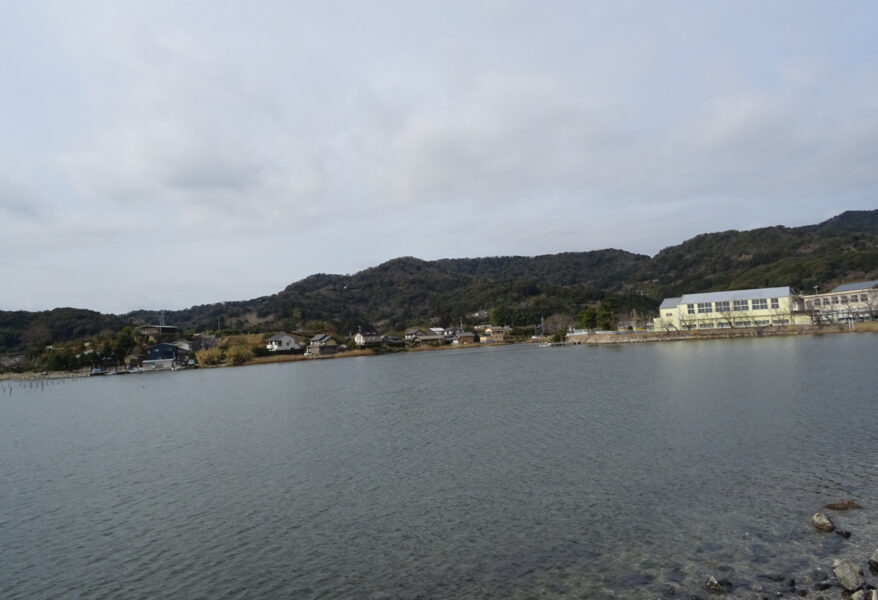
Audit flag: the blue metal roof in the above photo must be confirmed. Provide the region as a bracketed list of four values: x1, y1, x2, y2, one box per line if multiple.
[831, 280, 878, 293]
[679, 286, 791, 304]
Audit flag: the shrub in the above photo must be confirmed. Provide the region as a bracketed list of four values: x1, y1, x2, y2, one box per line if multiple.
[225, 345, 253, 365]
[195, 348, 222, 366]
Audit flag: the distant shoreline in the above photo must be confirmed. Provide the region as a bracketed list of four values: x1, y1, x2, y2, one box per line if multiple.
[2, 324, 875, 382]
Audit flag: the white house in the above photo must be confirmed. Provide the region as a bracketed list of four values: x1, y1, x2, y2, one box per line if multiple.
[353, 331, 384, 347]
[266, 332, 303, 352]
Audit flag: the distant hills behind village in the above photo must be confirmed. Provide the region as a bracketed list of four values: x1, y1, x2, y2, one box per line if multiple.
[2, 209, 877, 351]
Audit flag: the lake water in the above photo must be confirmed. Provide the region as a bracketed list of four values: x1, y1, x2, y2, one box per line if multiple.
[2, 334, 877, 598]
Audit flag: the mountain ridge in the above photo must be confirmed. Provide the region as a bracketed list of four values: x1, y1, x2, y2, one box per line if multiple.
[2, 209, 876, 350]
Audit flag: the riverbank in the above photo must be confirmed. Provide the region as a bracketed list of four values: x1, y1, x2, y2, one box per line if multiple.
[0, 342, 485, 381]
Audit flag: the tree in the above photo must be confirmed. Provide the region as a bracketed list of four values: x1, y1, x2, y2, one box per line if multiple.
[577, 307, 598, 330]
[597, 298, 618, 330]
[112, 326, 136, 360]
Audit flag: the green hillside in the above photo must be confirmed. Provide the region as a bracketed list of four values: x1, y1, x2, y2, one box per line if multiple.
[2, 209, 877, 353]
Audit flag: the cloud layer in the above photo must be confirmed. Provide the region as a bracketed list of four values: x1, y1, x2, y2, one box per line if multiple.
[1, 1, 877, 312]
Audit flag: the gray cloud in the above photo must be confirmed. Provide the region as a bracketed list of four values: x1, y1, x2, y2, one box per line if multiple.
[1, 1, 877, 311]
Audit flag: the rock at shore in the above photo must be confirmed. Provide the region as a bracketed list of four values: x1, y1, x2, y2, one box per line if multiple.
[832, 558, 865, 591]
[869, 549, 878, 571]
[705, 576, 732, 594]
[812, 512, 835, 532]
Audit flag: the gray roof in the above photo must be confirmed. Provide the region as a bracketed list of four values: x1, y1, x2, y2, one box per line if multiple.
[831, 280, 878, 293]
[267, 332, 293, 341]
[678, 286, 791, 304]
[659, 297, 681, 309]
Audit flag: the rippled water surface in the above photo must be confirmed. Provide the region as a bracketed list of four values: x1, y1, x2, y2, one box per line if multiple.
[2, 334, 877, 598]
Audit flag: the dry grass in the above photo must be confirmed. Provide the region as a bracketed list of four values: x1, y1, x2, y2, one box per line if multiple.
[221, 334, 266, 348]
[247, 354, 308, 365]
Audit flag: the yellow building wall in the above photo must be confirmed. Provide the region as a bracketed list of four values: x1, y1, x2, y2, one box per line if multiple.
[656, 295, 802, 330]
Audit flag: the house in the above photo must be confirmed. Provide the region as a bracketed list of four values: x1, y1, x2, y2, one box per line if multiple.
[139, 324, 180, 337]
[469, 308, 489, 320]
[404, 327, 444, 345]
[480, 325, 512, 343]
[450, 331, 476, 345]
[266, 332, 304, 352]
[170, 339, 199, 352]
[801, 280, 878, 323]
[384, 335, 405, 347]
[404, 327, 432, 341]
[142, 342, 189, 370]
[442, 327, 476, 345]
[652, 286, 811, 331]
[353, 330, 385, 347]
[306, 333, 340, 357]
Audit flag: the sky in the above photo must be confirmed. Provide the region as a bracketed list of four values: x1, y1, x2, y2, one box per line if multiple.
[2, 1, 877, 314]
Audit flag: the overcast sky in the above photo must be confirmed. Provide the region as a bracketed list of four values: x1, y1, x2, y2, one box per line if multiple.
[2, 1, 876, 314]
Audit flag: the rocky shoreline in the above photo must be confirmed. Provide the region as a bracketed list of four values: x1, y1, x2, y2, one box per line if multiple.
[694, 501, 876, 599]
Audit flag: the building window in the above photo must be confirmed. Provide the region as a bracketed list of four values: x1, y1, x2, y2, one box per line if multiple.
[665, 312, 673, 318]
[841, 295, 849, 303]
[716, 322, 730, 328]
[697, 322, 714, 328]
[770, 298, 779, 309]
[734, 320, 751, 327]
[715, 301, 730, 313]
[805, 300, 813, 308]
[754, 319, 770, 326]
[822, 297, 830, 306]
[752, 298, 768, 310]
[831, 296, 839, 304]
[733, 299, 749, 311]
[697, 302, 713, 314]
[687, 304, 695, 314]
[860, 294, 869, 302]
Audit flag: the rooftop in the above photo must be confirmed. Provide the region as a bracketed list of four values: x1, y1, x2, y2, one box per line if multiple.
[831, 280, 878, 293]
[679, 286, 791, 304]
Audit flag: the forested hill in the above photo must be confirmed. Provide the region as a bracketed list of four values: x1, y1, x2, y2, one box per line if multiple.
[638, 210, 878, 295]
[2, 209, 877, 350]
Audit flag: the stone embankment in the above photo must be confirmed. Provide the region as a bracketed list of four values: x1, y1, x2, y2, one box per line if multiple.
[569, 324, 852, 345]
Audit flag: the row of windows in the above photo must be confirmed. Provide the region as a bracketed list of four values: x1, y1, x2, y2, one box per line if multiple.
[686, 298, 780, 314]
[805, 294, 870, 309]
[693, 319, 787, 329]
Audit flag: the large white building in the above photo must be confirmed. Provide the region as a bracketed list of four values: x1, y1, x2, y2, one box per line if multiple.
[801, 280, 878, 323]
[653, 286, 811, 331]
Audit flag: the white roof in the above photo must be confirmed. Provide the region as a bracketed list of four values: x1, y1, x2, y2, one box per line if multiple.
[678, 286, 790, 304]
[832, 280, 878, 293]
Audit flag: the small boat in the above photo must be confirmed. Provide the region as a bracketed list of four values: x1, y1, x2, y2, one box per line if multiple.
[89, 368, 106, 376]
